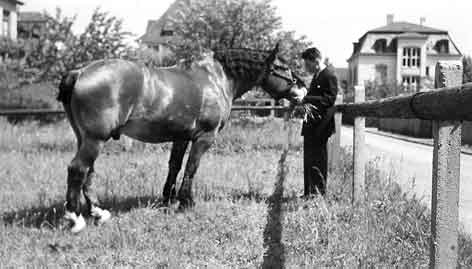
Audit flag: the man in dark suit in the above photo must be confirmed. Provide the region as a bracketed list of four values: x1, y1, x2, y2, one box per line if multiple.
[299, 47, 338, 196]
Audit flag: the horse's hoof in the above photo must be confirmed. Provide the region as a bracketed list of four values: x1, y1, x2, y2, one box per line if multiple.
[91, 207, 111, 225]
[161, 196, 178, 207]
[178, 197, 195, 211]
[159, 199, 171, 208]
[64, 211, 86, 233]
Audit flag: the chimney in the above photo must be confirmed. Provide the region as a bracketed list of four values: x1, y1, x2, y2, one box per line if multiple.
[420, 17, 426, 26]
[387, 14, 394, 25]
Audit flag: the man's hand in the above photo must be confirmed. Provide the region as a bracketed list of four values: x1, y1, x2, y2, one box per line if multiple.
[289, 101, 322, 122]
[291, 103, 306, 118]
[290, 86, 307, 105]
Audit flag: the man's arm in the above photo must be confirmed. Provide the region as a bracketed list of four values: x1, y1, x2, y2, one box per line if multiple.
[303, 71, 338, 112]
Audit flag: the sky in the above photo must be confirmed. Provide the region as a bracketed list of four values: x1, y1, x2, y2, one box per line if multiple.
[21, 0, 472, 68]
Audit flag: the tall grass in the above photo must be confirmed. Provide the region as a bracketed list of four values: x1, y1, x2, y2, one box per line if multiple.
[0, 117, 471, 268]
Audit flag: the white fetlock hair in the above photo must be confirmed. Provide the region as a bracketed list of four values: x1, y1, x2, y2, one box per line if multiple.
[64, 211, 86, 233]
[91, 206, 111, 224]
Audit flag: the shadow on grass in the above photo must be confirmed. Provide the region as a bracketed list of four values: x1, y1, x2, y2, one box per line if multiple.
[1, 186, 290, 230]
[262, 149, 288, 269]
[1, 195, 159, 229]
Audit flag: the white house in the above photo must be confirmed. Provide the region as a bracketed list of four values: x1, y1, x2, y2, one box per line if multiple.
[0, 0, 22, 41]
[347, 14, 462, 91]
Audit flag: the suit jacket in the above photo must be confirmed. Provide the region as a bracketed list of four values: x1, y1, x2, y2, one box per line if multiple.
[301, 66, 338, 140]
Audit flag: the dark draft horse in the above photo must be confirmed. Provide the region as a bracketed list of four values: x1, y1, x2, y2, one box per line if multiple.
[57, 44, 307, 232]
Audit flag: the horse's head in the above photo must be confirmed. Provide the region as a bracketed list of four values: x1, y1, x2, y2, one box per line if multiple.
[257, 43, 307, 102]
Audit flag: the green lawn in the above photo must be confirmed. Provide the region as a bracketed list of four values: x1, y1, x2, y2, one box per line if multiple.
[0, 117, 471, 268]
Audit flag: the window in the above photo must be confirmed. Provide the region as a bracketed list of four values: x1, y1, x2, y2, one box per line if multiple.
[426, 66, 430, 77]
[434, 39, 449, 54]
[389, 38, 398, 52]
[160, 29, 173, 37]
[402, 75, 420, 91]
[373, 39, 387, 53]
[402, 47, 421, 67]
[2, 10, 9, 37]
[375, 64, 388, 84]
[353, 66, 358, 85]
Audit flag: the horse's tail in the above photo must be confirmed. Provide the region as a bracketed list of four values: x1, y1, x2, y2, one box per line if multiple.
[57, 70, 80, 105]
[57, 70, 83, 146]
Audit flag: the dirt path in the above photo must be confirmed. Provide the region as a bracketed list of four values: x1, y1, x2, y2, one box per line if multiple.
[340, 126, 472, 234]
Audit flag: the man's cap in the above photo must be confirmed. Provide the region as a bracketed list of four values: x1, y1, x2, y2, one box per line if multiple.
[301, 47, 322, 61]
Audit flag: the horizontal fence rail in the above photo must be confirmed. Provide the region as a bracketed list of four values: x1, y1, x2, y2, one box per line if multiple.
[0, 102, 290, 117]
[336, 82, 472, 120]
[0, 109, 67, 116]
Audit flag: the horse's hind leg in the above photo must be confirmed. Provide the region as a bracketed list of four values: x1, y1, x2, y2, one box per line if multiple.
[178, 134, 215, 209]
[83, 164, 111, 225]
[162, 141, 189, 205]
[64, 137, 104, 233]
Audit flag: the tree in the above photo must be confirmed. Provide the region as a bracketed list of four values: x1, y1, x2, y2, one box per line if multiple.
[2, 7, 130, 86]
[274, 30, 312, 75]
[170, 0, 276, 55]
[72, 8, 131, 67]
[169, 0, 312, 76]
[463, 55, 472, 83]
[22, 8, 76, 83]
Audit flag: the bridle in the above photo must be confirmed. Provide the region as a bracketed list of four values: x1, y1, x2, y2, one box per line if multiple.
[256, 60, 305, 98]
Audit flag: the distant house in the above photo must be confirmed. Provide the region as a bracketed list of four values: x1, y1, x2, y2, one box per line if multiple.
[18, 11, 47, 39]
[335, 67, 348, 90]
[139, 0, 188, 62]
[0, 0, 23, 41]
[347, 14, 462, 91]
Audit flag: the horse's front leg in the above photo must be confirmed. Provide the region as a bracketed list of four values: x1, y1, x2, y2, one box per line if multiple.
[162, 141, 190, 205]
[178, 134, 215, 209]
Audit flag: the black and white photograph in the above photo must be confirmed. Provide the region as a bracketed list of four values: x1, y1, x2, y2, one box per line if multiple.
[1, 0, 472, 267]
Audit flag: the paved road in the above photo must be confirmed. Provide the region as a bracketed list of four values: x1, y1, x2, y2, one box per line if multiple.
[340, 126, 472, 234]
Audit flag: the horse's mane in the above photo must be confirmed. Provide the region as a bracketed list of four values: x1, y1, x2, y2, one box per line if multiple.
[213, 48, 272, 82]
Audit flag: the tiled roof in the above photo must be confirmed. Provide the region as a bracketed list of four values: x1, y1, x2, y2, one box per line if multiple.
[140, 0, 188, 45]
[369, 22, 446, 34]
[396, 32, 428, 39]
[6, 0, 23, 5]
[19, 12, 47, 22]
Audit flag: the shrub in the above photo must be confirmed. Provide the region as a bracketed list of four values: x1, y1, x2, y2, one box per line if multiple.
[0, 82, 63, 123]
[0, 7, 130, 123]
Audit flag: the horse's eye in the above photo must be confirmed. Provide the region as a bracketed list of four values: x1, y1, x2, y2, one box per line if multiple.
[274, 64, 289, 71]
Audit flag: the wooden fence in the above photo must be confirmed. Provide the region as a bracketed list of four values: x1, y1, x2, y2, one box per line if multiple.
[0, 98, 286, 117]
[330, 61, 468, 268]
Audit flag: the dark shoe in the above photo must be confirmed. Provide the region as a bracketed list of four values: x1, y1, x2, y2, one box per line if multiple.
[299, 193, 317, 200]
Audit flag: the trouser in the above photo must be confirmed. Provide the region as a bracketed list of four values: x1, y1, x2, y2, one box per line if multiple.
[303, 136, 328, 196]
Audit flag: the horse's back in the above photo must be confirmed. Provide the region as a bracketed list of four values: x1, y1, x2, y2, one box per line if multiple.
[68, 57, 232, 143]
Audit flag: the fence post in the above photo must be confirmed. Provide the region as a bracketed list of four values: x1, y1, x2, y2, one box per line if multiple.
[352, 85, 365, 203]
[280, 99, 290, 121]
[329, 92, 343, 172]
[429, 61, 463, 268]
[270, 99, 275, 118]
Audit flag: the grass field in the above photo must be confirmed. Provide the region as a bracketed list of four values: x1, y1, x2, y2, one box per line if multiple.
[0, 117, 471, 268]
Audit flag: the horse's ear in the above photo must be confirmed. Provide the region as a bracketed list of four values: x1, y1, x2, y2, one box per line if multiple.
[266, 42, 280, 63]
[273, 42, 280, 54]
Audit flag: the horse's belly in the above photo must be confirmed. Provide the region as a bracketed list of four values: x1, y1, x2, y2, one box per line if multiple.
[121, 119, 195, 143]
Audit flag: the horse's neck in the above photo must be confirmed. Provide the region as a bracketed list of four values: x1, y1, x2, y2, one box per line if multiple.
[229, 78, 255, 100]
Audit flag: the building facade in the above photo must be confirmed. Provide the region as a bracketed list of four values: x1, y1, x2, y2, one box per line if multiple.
[139, 0, 188, 64]
[17, 11, 47, 39]
[347, 15, 462, 92]
[0, 0, 22, 41]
